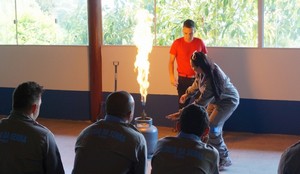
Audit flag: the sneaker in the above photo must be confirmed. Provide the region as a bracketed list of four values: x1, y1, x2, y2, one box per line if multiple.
[219, 157, 232, 171]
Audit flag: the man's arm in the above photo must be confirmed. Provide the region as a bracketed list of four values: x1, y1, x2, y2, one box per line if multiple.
[169, 54, 177, 87]
[135, 135, 147, 174]
[45, 132, 65, 174]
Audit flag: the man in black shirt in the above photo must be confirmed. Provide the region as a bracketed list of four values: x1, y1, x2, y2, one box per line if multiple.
[0, 81, 65, 174]
[72, 91, 147, 174]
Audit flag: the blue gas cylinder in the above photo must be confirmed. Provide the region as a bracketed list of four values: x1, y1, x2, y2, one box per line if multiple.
[134, 116, 158, 159]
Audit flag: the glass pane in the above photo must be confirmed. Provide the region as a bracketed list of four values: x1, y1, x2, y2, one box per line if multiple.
[53, 0, 88, 45]
[16, 0, 57, 45]
[102, 0, 154, 45]
[0, 0, 17, 44]
[264, 0, 300, 48]
[16, 0, 88, 45]
[156, 0, 258, 47]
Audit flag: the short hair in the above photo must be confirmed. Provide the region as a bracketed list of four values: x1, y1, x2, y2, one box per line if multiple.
[183, 19, 195, 28]
[105, 91, 134, 117]
[179, 104, 209, 136]
[13, 81, 44, 111]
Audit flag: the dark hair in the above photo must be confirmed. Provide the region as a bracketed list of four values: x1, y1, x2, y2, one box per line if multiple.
[191, 52, 224, 100]
[13, 81, 44, 111]
[105, 91, 134, 117]
[183, 19, 195, 28]
[179, 104, 209, 136]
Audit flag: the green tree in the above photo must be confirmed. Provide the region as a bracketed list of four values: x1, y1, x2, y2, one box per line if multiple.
[54, 0, 88, 45]
[155, 0, 258, 47]
[17, 2, 58, 45]
[102, 0, 154, 45]
[264, 0, 300, 47]
[0, 0, 16, 44]
[3, 0, 88, 45]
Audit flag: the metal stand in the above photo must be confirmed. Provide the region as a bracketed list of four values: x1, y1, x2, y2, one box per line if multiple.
[113, 61, 119, 91]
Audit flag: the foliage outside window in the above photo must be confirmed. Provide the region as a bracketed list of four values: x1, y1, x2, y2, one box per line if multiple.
[1, 0, 300, 47]
[102, 0, 300, 48]
[102, 0, 258, 47]
[102, 0, 154, 45]
[0, 0, 88, 45]
[0, 0, 16, 44]
[156, 0, 258, 47]
[264, 0, 300, 48]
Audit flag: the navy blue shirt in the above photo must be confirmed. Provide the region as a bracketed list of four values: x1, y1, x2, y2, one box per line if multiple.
[0, 112, 65, 174]
[151, 132, 219, 174]
[72, 115, 147, 174]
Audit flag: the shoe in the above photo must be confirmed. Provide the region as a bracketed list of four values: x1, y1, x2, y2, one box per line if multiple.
[219, 157, 232, 171]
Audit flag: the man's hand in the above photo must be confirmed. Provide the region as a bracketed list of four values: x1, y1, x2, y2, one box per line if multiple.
[201, 134, 209, 143]
[179, 94, 188, 104]
[170, 78, 178, 87]
[166, 111, 180, 121]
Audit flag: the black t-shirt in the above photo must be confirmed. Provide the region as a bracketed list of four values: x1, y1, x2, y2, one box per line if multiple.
[0, 112, 65, 174]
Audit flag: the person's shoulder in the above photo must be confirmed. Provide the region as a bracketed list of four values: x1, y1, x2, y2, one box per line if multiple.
[193, 37, 205, 43]
[282, 140, 300, 156]
[173, 37, 184, 44]
[203, 143, 219, 155]
[33, 121, 49, 130]
[127, 124, 146, 137]
[30, 122, 55, 137]
[153, 136, 177, 149]
[156, 136, 178, 144]
[0, 117, 8, 124]
[158, 136, 177, 141]
[290, 140, 300, 149]
[279, 140, 300, 173]
[103, 122, 146, 140]
[119, 124, 147, 145]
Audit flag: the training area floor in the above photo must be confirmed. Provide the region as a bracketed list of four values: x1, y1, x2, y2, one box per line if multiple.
[2, 116, 300, 174]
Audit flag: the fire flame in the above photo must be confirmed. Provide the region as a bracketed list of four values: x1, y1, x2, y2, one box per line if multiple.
[133, 9, 154, 105]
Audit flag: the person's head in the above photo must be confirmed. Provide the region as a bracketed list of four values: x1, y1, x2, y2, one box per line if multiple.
[182, 19, 196, 42]
[190, 51, 214, 75]
[13, 81, 44, 120]
[278, 141, 300, 174]
[191, 51, 225, 100]
[176, 104, 209, 138]
[105, 91, 135, 123]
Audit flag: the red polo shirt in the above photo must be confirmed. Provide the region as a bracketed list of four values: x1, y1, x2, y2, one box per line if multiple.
[170, 37, 207, 77]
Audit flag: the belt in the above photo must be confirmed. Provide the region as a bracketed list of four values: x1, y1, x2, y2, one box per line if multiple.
[178, 73, 195, 78]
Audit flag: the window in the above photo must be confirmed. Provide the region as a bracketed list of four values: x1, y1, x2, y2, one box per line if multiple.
[0, 0, 88, 45]
[156, 0, 258, 47]
[102, 0, 258, 47]
[102, 0, 154, 45]
[102, 0, 300, 48]
[264, 0, 300, 48]
[0, 0, 17, 44]
[2, 1, 300, 47]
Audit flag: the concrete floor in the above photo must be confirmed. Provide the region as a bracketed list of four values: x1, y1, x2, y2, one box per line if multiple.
[34, 118, 300, 174]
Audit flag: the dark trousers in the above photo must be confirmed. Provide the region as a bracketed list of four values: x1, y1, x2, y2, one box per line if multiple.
[177, 76, 195, 109]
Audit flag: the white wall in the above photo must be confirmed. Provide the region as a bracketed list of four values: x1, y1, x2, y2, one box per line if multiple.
[0, 46, 89, 91]
[102, 46, 300, 101]
[1, 45, 300, 101]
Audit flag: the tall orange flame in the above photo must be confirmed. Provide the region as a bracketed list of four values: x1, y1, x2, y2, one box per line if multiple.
[133, 9, 154, 105]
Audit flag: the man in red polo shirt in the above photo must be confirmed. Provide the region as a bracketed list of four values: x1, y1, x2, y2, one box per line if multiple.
[169, 19, 208, 109]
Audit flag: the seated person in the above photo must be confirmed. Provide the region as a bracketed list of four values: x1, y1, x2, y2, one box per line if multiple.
[151, 104, 219, 174]
[278, 140, 300, 174]
[72, 91, 147, 174]
[0, 81, 64, 174]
